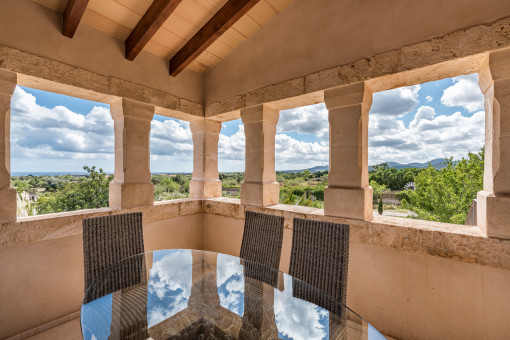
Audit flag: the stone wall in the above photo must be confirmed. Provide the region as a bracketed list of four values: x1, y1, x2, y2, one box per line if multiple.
[0, 199, 203, 339]
[2, 198, 509, 339]
[202, 198, 510, 340]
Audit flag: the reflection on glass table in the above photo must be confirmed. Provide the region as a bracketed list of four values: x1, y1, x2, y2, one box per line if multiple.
[81, 249, 386, 340]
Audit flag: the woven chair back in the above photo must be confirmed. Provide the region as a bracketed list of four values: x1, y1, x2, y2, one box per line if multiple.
[240, 211, 284, 286]
[82, 212, 145, 300]
[289, 218, 350, 308]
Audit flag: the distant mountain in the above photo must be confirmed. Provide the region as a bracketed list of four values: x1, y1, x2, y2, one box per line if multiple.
[280, 158, 455, 173]
[375, 158, 455, 171]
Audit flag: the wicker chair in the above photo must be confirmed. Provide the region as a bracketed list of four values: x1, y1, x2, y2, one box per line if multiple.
[289, 218, 350, 314]
[83, 212, 148, 339]
[240, 211, 284, 286]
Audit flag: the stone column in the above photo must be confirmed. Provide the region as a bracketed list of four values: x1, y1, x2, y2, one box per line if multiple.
[189, 119, 222, 199]
[109, 98, 154, 209]
[0, 70, 17, 224]
[240, 104, 280, 207]
[477, 48, 510, 239]
[324, 82, 373, 221]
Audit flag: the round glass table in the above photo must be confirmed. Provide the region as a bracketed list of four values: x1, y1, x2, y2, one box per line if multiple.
[81, 249, 385, 340]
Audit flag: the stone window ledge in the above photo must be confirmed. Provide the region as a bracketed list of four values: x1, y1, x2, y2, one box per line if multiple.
[203, 198, 510, 270]
[0, 198, 202, 250]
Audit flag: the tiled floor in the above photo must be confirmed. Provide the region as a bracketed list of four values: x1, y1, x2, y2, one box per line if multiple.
[26, 318, 81, 340]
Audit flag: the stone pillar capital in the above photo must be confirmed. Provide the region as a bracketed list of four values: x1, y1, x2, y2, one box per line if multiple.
[189, 119, 222, 134]
[324, 82, 373, 110]
[110, 98, 155, 121]
[240, 104, 279, 125]
[0, 69, 17, 96]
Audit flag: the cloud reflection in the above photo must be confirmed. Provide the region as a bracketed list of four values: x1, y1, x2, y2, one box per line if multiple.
[147, 249, 192, 327]
[217, 253, 244, 316]
[274, 275, 329, 340]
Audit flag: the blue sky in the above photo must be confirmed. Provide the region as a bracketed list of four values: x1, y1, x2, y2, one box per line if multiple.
[10, 74, 484, 173]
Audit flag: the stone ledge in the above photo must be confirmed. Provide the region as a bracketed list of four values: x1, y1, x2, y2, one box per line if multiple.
[0, 199, 203, 250]
[205, 16, 510, 116]
[203, 198, 510, 270]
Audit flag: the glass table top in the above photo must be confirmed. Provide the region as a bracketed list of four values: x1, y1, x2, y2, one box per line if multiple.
[81, 249, 385, 340]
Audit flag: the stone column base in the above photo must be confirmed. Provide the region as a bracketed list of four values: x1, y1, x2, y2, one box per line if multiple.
[0, 187, 17, 223]
[477, 191, 510, 239]
[109, 182, 154, 209]
[241, 182, 280, 207]
[324, 186, 373, 221]
[190, 179, 222, 199]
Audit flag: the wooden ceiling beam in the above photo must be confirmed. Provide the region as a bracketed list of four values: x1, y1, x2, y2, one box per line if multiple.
[169, 0, 260, 77]
[62, 0, 89, 38]
[125, 0, 183, 61]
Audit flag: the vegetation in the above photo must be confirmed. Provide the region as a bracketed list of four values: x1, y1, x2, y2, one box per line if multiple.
[369, 165, 424, 190]
[401, 149, 484, 224]
[35, 166, 112, 214]
[378, 198, 383, 215]
[12, 150, 484, 225]
[151, 174, 190, 201]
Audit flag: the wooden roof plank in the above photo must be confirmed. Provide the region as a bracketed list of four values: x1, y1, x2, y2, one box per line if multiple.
[169, 0, 260, 76]
[62, 0, 90, 38]
[125, 0, 183, 61]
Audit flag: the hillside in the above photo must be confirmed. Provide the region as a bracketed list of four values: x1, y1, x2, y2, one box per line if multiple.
[281, 158, 454, 173]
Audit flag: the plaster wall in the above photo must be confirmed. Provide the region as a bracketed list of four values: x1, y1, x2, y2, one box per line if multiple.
[0, 0, 203, 105]
[205, 0, 510, 105]
[202, 212, 510, 340]
[0, 209, 203, 339]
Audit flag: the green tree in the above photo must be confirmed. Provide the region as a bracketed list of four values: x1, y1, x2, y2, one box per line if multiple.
[401, 149, 484, 224]
[35, 166, 112, 214]
[370, 180, 389, 202]
[378, 198, 383, 215]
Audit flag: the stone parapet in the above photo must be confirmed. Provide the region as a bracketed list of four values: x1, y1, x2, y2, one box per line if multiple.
[203, 198, 510, 271]
[0, 199, 203, 250]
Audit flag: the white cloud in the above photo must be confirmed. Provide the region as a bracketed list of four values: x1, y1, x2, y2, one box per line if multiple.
[369, 107, 485, 164]
[370, 85, 420, 117]
[11, 87, 114, 160]
[11, 87, 194, 166]
[150, 118, 193, 157]
[410, 106, 435, 128]
[274, 275, 327, 340]
[278, 104, 328, 139]
[441, 74, 484, 112]
[426, 95, 433, 102]
[275, 134, 328, 165]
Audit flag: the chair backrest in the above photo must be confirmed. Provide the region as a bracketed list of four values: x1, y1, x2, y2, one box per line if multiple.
[240, 211, 284, 271]
[289, 218, 350, 305]
[82, 212, 145, 297]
